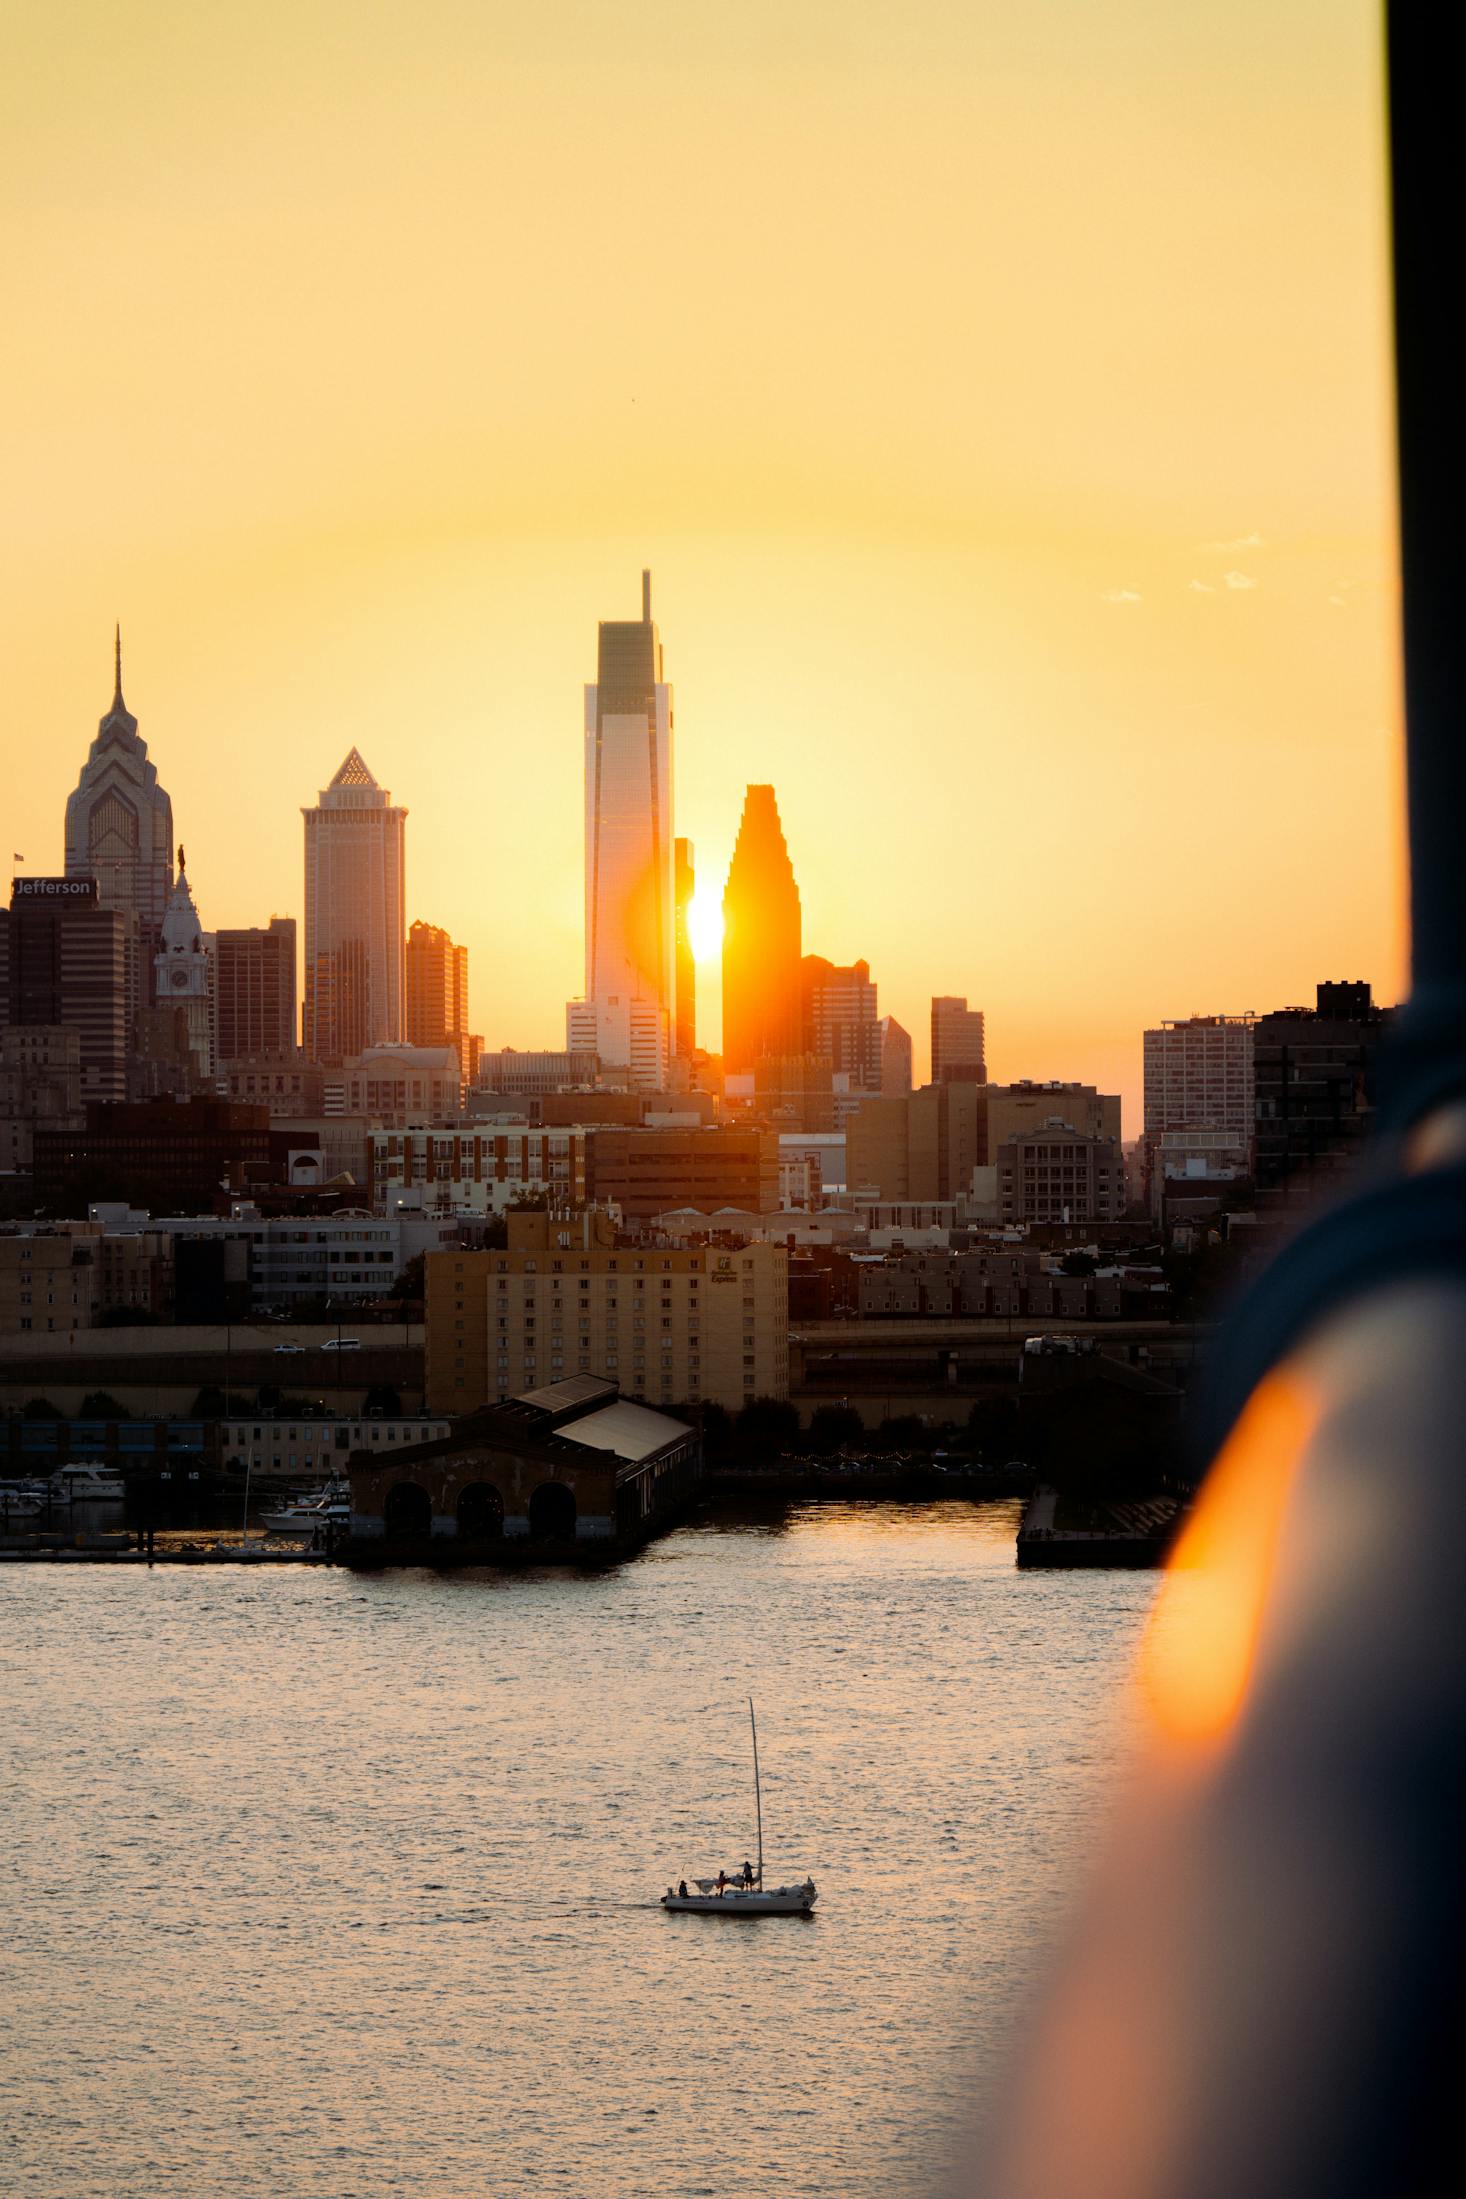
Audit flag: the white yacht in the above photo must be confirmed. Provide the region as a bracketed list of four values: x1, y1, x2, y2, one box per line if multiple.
[661, 1701, 818, 1918]
[260, 1490, 351, 1535]
[0, 1480, 54, 1519]
[53, 1465, 126, 1501]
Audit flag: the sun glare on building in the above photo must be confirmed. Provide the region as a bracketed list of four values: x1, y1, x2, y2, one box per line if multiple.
[686, 888, 724, 961]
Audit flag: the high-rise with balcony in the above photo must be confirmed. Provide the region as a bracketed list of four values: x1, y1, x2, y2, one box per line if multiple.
[567, 571, 674, 1088]
[721, 785, 802, 1074]
[1142, 1014, 1256, 1142]
[302, 749, 406, 1064]
[406, 920, 472, 1079]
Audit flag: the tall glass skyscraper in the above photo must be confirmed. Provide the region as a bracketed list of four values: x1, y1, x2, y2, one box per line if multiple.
[302, 749, 406, 1063]
[567, 571, 674, 1088]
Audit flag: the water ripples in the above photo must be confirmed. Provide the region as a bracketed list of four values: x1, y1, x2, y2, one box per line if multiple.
[1, 1499, 1156, 2196]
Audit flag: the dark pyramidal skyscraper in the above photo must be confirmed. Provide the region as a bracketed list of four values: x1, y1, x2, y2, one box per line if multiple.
[721, 785, 802, 1073]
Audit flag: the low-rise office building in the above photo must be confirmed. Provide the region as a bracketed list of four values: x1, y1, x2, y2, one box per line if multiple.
[0, 1232, 98, 1334]
[71, 1208, 458, 1309]
[216, 1056, 326, 1119]
[369, 1124, 591, 1213]
[0, 1025, 83, 1173]
[985, 1081, 1121, 1154]
[325, 1044, 462, 1121]
[32, 1097, 271, 1215]
[586, 1126, 779, 1222]
[845, 1082, 983, 1201]
[222, 1413, 451, 1474]
[995, 1123, 1126, 1224]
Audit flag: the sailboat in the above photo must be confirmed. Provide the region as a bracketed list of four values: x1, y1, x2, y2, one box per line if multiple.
[661, 1699, 818, 1916]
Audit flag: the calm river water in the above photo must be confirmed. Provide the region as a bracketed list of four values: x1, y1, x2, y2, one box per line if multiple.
[1, 1499, 1162, 2197]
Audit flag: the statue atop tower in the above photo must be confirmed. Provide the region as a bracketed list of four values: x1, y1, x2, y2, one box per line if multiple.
[139, 850, 214, 1089]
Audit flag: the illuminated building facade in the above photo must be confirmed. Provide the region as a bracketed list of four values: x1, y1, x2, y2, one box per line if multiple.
[302, 749, 406, 1063]
[721, 785, 802, 1073]
[674, 837, 696, 1060]
[930, 995, 986, 1085]
[568, 571, 674, 1088]
[406, 920, 472, 1080]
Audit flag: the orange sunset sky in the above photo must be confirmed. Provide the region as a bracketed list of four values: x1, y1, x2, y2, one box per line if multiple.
[1, 1, 1401, 1127]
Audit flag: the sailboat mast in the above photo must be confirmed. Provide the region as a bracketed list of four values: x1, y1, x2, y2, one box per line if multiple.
[749, 1696, 763, 1886]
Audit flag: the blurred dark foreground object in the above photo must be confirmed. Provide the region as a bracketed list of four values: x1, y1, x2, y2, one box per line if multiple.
[964, 11, 1466, 2194]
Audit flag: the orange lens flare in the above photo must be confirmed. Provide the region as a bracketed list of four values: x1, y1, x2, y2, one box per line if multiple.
[1141, 1372, 1319, 1748]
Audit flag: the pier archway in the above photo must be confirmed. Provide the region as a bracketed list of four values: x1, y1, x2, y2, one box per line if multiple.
[383, 1481, 432, 1540]
[528, 1480, 576, 1542]
[457, 1481, 504, 1541]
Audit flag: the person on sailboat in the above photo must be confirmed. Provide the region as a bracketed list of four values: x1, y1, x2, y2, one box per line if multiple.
[742, 1858, 756, 1886]
[716, 1870, 728, 1896]
[678, 1881, 688, 1899]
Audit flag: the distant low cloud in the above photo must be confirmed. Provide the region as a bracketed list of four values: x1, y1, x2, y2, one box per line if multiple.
[1101, 586, 1142, 604]
[1198, 531, 1265, 553]
[1188, 578, 1215, 593]
[1223, 570, 1259, 590]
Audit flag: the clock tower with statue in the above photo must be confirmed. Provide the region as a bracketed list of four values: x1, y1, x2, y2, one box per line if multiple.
[151, 848, 214, 1080]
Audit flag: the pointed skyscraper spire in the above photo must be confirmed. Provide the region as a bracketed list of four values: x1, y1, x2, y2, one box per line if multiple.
[113, 623, 124, 710]
[721, 785, 803, 1073]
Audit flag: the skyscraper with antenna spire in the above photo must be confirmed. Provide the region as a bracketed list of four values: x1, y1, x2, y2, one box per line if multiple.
[64, 628, 176, 1034]
[566, 570, 675, 1087]
[65, 627, 175, 941]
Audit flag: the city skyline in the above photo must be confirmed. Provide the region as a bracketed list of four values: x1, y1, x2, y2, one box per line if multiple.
[11, 596, 1399, 1124]
[3, 14, 1436, 2199]
[1, 4, 1399, 1123]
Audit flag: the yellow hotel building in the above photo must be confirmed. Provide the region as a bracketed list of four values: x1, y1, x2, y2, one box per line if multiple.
[425, 1213, 788, 1414]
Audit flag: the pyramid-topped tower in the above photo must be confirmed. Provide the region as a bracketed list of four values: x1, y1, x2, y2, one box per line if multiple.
[302, 751, 407, 1062]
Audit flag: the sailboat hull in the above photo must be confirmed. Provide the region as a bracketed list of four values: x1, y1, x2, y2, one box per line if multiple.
[661, 1887, 817, 1916]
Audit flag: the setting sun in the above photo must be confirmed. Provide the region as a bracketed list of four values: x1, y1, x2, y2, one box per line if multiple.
[687, 888, 724, 962]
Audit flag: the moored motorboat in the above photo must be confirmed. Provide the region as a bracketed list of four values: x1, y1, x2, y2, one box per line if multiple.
[260, 1495, 351, 1534]
[0, 1480, 53, 1519]
[52, 1465, 126, 1501]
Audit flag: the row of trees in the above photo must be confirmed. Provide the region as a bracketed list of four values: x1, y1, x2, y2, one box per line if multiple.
[682, 1386, 1178, 1497]
[681, 1394, 1027, 1464]
[18, 1384, 405, 1422]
